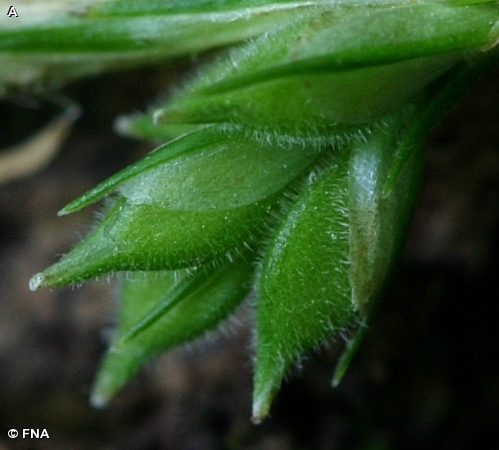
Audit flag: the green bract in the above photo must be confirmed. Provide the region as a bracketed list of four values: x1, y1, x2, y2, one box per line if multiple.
[0, 0, 317, 90]
[91, 256, 255, 407]
[29, 127, 322, 288]
[155, 2, 497, 132]
[5, 0, 497, 421]
[253, 107, 425, 421]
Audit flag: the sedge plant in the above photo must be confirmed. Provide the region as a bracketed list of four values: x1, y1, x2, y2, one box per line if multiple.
[1, 0, 499, 422]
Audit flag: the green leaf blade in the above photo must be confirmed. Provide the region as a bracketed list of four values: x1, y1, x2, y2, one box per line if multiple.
[0, 1, 317, 88]
[253, 104, 427, 421]
[253, 151, 356, 422]
[91, 257, 255, 407]
[31, 127, 321, 288]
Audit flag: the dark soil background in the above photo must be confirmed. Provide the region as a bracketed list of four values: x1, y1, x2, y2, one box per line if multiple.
[1, 61, 499, 450]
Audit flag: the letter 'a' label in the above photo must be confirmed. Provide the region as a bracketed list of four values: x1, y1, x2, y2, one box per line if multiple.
[7, 6, 18, 17]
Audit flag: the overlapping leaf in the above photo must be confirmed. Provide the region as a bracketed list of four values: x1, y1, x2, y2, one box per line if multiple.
[15, 0, 499, 423]
[0, 0, 320, 89]
[253, 106, 426, 422]
[155, 1, 499, 134]
[29, 126, 321, 289]
[92, 257, 255, 406]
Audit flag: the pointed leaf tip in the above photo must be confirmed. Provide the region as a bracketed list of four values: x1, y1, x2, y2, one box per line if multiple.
[92, 258, 255, 404]
[251, 390, 275, 424]
[251, 357, 288, 424]
[57, 206, 71, 217]
[29, 273, 45, 291]
[89, 392, 108, 409]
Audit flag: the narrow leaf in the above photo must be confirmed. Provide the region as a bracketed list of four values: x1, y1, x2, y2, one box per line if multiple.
[253, 104, 426, 422]
[0, 1, 317, 88]
[205, 2, 499, 93]
[253, 150, 355, 423]
[30, 127, 321, 288]
[91, 257, 255, 407]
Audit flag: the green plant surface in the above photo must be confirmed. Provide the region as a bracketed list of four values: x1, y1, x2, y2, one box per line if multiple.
[91, 256, 255, 408]
[0, 0, 323, 90]
[1, 0, 497, 422]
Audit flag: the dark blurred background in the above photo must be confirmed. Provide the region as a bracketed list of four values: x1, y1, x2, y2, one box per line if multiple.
[1, 61, 499, 450]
